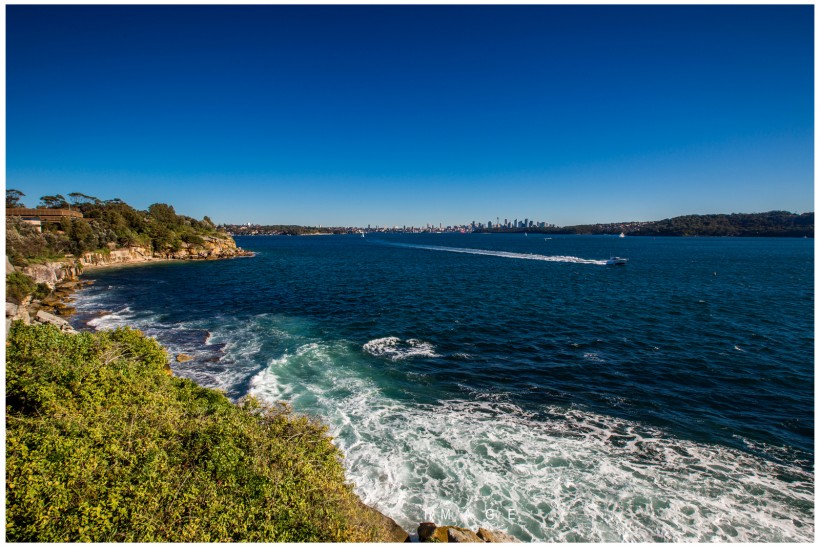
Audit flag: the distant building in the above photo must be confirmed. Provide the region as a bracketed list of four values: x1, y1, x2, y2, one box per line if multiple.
[7, 208, 83, 225]
[20, 219, 43, 232]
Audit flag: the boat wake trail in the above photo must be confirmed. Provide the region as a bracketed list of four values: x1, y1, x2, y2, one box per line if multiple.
[385, 242, 609, 265]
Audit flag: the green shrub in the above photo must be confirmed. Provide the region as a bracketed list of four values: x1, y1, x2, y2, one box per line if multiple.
[33, 282, 52, 300]
[5, 324, 394, 542]
[181, 233, 205, 246]
[6, 272, 36, 302]
[5, 272, 52, 303]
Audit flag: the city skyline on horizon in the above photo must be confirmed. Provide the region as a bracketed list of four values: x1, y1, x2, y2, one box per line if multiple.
[4, 184, 812, 230]
[6, 5, 814, 227]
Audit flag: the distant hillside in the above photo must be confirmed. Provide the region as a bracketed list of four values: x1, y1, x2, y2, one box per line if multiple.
[592, 211, 813, 237]
[631, 211, 813, 237]
[496, 211, 813, 237]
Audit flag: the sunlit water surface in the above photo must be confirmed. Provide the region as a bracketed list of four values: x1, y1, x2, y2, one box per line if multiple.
[72, 234, 814, 541]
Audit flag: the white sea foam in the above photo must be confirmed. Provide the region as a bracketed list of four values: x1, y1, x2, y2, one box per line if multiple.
[248, 340, 815, 542]
[363, 337, 440, 360]
[172, 314, 298, 393]
[387, 242, 609, 265]
[86, 306, 134, 329]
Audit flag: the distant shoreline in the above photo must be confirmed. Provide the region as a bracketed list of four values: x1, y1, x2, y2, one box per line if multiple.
[224, 211, 814, 238]
[232, 232, 814, 238]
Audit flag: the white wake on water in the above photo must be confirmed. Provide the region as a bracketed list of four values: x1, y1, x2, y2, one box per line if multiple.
[385, 242, 610, 265]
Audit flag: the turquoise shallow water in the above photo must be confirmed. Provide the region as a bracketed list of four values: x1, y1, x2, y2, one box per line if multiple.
[71, 234, 814, 541]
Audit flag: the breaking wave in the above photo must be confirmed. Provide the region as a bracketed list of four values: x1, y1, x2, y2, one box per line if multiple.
[248, 339, 814, 543]
[363, 337, 440, 360]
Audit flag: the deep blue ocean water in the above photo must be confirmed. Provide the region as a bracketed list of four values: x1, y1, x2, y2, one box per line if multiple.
[71, 234, 814, 541]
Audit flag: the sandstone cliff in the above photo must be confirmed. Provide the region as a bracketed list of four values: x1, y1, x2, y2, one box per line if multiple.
[6, 234, 251, 332]
[20, 260, 82, 288]
[80, 235, 251, 267]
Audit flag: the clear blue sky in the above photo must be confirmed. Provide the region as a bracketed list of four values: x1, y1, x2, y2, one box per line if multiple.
[6, 5, 814, 227]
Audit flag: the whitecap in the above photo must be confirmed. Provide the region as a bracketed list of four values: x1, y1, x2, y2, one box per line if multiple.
[86, 306, 133, 330]
[363, 337, 440, 361]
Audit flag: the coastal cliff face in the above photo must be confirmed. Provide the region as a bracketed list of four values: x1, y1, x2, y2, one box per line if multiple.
[154, 234, 249, 260]
[80, 235, 250, 266]
[6, 234, 251, 333]
[13, 236, 249, 286]
[79, 246, 154, 267]
[20, 261, 82, 288]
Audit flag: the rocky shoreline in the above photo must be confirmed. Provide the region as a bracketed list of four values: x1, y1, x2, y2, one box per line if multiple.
[361, 519, 524, 543]
[6, 236, 253, 332]
[417, 522, 522, 543]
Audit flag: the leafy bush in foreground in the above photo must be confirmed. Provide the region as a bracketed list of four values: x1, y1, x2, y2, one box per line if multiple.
[6, 323, 392, 542]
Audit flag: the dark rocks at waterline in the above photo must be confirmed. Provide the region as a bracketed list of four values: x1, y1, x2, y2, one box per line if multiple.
[417, 523, 521, 543]
[477, 528, 521, 543]
[418, 522, 448, 542]
[353, 500, 409, 542]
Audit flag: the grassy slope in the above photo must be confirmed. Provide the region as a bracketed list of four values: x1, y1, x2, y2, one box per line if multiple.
[5, 323, 397, 542]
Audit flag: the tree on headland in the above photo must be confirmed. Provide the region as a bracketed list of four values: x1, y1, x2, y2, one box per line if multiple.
[68, 192, 101, 206]
[6, 188, 26, 208]
[39, 194, 69, 209]
[148, 203, 180, 228]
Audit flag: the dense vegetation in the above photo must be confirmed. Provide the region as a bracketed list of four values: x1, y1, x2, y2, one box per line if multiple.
[6, 190, 229, 267]
[6, 323, 396, 542]
[626, 211, 814, 237]
[475, 211, 814, 237]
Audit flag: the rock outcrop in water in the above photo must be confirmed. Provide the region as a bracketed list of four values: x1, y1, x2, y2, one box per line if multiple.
[417, 522, 522, 543]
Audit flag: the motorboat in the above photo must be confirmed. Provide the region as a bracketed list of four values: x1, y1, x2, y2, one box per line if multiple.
[606, 256, 628, 265]
[619, 232, 625, 238]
